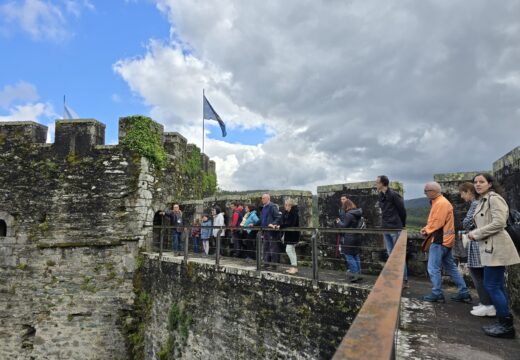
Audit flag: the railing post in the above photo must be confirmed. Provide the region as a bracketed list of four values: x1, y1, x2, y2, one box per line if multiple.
[312, 229, 319, 283]
[159, 215, 164, 258]
[257, 229, 263, 271]
[184, 227, 189, 262]
[216, 229, 222, 267]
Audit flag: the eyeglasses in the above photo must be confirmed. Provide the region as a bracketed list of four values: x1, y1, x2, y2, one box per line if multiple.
[424, 189, 435, 193]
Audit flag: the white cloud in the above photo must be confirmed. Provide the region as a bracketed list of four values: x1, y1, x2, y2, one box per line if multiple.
[0, 99, 58, 143]
[0, 0, 93, 41]
[114, 0, 520, 198]
[0, 102, 55, 122]
[0, 81, 39, 108]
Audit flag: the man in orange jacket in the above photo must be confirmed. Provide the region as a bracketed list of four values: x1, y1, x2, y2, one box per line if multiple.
[421, 182, 471, 303]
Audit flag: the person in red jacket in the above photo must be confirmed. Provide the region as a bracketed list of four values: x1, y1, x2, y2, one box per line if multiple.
[231, 202, 245, 257]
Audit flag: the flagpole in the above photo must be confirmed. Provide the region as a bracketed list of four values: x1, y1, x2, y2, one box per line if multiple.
[63, 95, 66, 119]
[202, 88, 205, 170]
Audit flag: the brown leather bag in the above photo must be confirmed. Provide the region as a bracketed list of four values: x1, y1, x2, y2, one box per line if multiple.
[422, 234, 434, 252]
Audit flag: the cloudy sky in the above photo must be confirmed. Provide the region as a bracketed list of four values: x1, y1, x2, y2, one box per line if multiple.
[1, 0, 520, 198]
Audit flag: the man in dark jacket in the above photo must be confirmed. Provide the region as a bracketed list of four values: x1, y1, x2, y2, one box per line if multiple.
[161, 203, 183, 255]
[261, 193, 281, 268]
[376, 175, 408, 285]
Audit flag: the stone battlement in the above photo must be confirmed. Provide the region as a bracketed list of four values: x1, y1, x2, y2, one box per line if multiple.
[0, 117, 215, 173]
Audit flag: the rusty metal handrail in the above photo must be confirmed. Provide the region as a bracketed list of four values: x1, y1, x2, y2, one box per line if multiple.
[332, 230, 407, 360]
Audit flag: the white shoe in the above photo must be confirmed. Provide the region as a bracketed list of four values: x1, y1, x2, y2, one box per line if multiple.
[472, 303, 483, 310]
[470, 305, 496, 317]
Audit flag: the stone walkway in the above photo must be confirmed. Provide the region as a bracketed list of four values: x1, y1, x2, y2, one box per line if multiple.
[399, 280, 520, 360]
[159, 252, 520, 359]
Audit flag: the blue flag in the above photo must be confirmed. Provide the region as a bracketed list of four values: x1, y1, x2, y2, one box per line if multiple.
[203, 95, 227, 137]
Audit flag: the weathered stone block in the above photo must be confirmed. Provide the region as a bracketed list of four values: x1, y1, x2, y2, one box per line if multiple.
[54, 119, 105, 158]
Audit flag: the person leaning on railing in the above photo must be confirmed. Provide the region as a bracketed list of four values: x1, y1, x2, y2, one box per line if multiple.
[281, 198, 300, 275]
[242, 204, 260, 260]
[467, 173, 520, 339]
[211, 206, 225, 253]
[261, 193, 281, 269]
[200, 214, 212, 256]
[160, 203, 183, 256]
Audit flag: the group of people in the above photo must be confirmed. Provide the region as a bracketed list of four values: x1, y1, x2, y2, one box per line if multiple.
[161, 193, 301, 275]
[162, 172, 519, 339]
[420, 173, 519, 339]
[335, 175, 407, 284]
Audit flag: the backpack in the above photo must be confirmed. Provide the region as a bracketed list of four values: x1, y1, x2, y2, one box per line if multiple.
[357, 216, 367, 229]
[506, 209, 520, 252]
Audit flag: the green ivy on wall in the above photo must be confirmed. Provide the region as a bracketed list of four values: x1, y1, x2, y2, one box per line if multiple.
[181, 147, 217, 197]
[120, 115, 166, 168]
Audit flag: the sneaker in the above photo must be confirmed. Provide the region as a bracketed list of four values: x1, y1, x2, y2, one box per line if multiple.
[450, 293, 472, 303]
[350, 275, 363, 283]
[422, 293, 446, 303]
[471, 305, 496, 317]
[286, 267, 299, 275]
[473, 303, 483, 310]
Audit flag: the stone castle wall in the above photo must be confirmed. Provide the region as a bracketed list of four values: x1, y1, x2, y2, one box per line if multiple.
[317, 181, 404, 273]
[0, 117, 216, 359]
[140, 254, 369, 360]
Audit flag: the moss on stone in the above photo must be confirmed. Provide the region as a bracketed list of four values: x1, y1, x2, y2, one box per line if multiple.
[46, 260, 56, 267]
[120, 115, 166, 168]
[37, 241, 124, 249]
[66, 151, 79, 164]
[80, 276, 96, 293]
[158, 302, 192, 359]
[123, 253, 152, 360]
[16, 263, 28, 271]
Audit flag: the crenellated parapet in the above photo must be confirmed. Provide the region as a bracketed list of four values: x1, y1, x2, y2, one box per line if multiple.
[0, 117, 214, 168]
[0, 121, 48, 149]
[0, 116, 217, 250]
[163, 131, 187, 160]
[55, 119, 105, 158]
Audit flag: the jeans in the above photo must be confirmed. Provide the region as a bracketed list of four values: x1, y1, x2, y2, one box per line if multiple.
[384, 232, 408, 281]
[344, 254, 361, 274]
[427, 243, 468, 297]
[484, 266, 510, 317]
[202, 239, 209, 255]
[192, 236, 200, 253]
[286, 244, 297, 266]
[469, 267, 493, 306]
[172, 232, 182, 252]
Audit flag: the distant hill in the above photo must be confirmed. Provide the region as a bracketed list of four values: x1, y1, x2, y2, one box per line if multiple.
[405, 197, 430, 209]
[405, 197, 430, 231]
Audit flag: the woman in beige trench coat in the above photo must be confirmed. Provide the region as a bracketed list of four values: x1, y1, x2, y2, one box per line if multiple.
[468, 173, 520, 339]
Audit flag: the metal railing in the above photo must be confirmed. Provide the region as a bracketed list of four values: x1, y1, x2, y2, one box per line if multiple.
[332, 230, 407, 360]
[152, 223, 402, 283]
[152, 223, 408, 359]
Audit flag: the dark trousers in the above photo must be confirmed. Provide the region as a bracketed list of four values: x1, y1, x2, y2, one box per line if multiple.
[244, 231, 258, 259]
[263, 232, 280, 263]
[232, 232, 243, 257]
